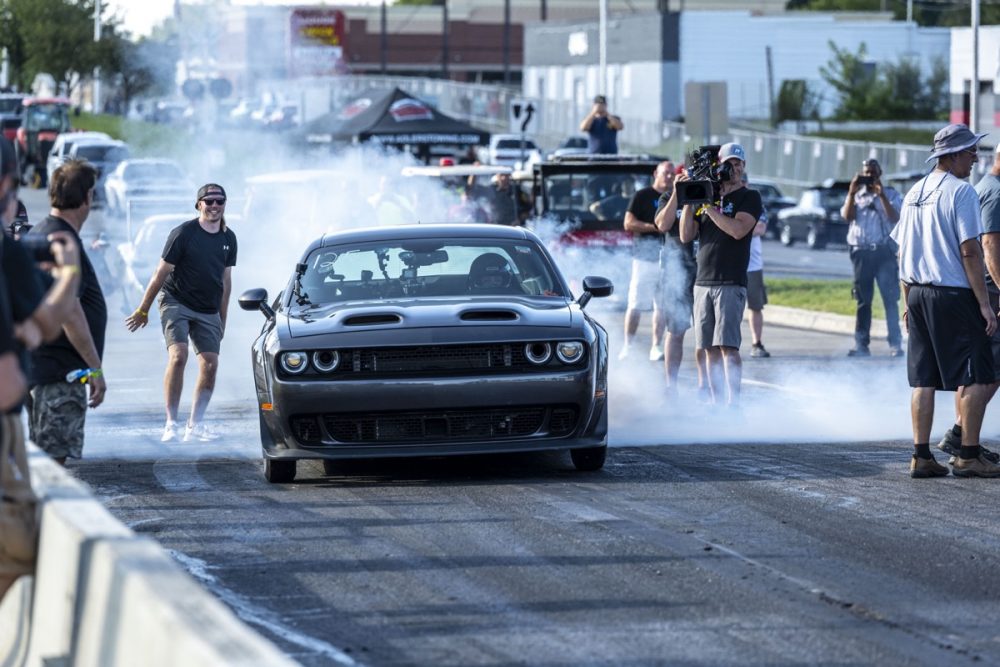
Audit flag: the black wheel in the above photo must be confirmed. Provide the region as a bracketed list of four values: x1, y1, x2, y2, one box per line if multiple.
[806, 226, 826, 250]
[779, 224, 794, 246]
[264, 458, 296, 483]
[321, 459, 340, 476]
[570, 445, 607, 471]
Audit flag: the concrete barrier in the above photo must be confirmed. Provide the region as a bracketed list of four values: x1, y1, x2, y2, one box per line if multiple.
[0, 444, 298, 667]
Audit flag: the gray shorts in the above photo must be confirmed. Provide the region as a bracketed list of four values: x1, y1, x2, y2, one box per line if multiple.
[746, 270, 768, 311]
[158, 293, 223, 355]
[693, 284, 747, 349]
[27, 382, 88, 460]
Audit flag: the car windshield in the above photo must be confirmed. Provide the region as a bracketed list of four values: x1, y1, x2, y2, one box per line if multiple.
[541, 170, 647, 225]
[24, 103, 70, 132]
[561, 137, 587, 149]
[496, 139, 538, 150]
[818, 189, 848, 210]
[298, 238, 564, 304]
[0, 98, 22, 114]
[76, 144, 128, 162]
[124, 162, 183, 181]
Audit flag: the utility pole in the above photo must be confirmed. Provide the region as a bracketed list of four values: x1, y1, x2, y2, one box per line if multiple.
[503, 0, 511, 84]
[906, 0, 913, 23]
[380, 0, 387, 75]
[442, 0, 449, 79]
[93, 0, 101, 112]
[540, 0, 547, 21]
[972, 0, 980, 135]
[599, 0, 607, 96]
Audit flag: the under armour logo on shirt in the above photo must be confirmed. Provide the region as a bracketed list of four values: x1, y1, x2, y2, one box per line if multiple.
[223, 245, 230, 251]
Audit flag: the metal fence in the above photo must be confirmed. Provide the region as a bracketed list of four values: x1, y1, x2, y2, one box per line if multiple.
[269, 74, 956, 197]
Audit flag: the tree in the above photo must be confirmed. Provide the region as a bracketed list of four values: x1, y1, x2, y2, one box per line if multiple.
[776, 80, 820, 124]
[818, 40, 878, 119]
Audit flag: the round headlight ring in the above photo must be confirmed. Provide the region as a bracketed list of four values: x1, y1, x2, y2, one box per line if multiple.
[556, 341, 585, 364]
[280, 351, 308, 374]
[525, 342, 553, 365]
[312, 350, 340, 373]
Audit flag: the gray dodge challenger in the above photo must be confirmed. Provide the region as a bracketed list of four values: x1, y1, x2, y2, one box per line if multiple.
[239, 223, 613, 483]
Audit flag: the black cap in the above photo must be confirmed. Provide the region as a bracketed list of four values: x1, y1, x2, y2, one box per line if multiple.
[196, 183, 226, 202]
[593, 95, 607, 105]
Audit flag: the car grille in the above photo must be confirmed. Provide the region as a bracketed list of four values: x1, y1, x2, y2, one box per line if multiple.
[326, 345, 542, 377]
[290, 405, 578, 445]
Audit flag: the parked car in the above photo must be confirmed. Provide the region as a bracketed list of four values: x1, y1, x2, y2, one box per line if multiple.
[486, 133, 543, 168]
[45, 131, 112, 184]
[549, 134, 589, 159]
[747, 178, 797, 238]
[0, 93, 26, 141]
[104, 158, 194, 219]
[238, 223, 613, 483]
[775, 180, 851, 249]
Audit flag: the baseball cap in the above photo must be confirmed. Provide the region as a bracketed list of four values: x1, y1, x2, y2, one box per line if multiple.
[196, 183, 226, 202]
[926, 124, 987, 162]
[593, 95, 607, 105]
[718, 142, 746, 163]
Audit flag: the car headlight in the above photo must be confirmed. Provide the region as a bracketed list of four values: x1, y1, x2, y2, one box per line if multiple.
[312, 350, 340, 373]
[555, 341, 585, 364]
[280, 351, 308, 374]
[525, 342, 552, 365]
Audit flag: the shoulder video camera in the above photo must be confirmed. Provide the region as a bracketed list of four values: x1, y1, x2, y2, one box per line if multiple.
[676, 145, 730, 206]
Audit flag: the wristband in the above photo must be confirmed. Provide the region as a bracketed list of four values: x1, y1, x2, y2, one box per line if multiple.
[59, 265, 80, 275]
[135, 308, 148, 317]
[89, 368, 103, 378]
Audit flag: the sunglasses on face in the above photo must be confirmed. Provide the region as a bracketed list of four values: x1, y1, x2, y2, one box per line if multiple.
[201, 197, 226, 206]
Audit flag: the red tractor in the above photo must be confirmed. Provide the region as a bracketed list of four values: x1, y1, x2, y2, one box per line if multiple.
[16, 97, 71, 187]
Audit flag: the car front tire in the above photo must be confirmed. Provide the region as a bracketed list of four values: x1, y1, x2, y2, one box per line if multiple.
[570, 445, 607, 471]
[806, 226, 826, 250]
[264, 458, 296, 483]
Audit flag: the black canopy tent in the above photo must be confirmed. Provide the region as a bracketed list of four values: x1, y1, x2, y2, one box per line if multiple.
[295, 87, 490, 161]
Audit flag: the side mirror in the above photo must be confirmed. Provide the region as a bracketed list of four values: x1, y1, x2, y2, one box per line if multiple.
[577, 276, 613, 309]
[239, 287, 274, 319]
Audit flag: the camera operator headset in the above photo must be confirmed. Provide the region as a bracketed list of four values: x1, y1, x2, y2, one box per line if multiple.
[841, 158, 903, 357]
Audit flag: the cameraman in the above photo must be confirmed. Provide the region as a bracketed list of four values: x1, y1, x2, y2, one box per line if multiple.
[841, 158, 902, 358]
[579, 95, 623, 155]
[678, 143, 763, 408]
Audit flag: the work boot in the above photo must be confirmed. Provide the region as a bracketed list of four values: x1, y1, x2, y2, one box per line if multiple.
[909, 455, 948, 479]
[937, 430, 1000, 463]
[952, 454, 1000, 478]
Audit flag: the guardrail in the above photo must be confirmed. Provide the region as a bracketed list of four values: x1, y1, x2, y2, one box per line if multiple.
[0, 444, 299, 667]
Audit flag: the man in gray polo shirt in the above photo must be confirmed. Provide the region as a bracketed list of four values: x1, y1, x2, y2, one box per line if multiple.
[892, 124, 1000, 479]
[842, 158, 903, 357]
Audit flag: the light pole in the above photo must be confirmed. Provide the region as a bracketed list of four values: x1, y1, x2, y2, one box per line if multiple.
[972, 0, 980, 134]
[599, 0, 607, 96]
[93, 0, 101, 112]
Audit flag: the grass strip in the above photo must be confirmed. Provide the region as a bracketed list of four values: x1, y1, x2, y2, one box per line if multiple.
[766, 277, 901, 320]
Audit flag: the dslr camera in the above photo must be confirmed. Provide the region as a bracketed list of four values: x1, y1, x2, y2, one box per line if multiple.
[676, 145, 735, 206]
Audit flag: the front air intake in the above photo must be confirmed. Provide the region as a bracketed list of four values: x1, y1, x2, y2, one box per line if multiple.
[343, 314, 402, 326]
[460, 310, 518, 321]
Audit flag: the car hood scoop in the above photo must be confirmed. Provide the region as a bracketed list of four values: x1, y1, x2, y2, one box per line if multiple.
[287, 298, 573, 338]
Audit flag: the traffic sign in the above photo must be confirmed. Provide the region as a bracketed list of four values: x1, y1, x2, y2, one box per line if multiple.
[509, 97, 541, 135]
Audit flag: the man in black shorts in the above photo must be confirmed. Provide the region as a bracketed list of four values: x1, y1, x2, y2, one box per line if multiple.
[125, 183, 237, 443]
[891, 123, 1000, 478]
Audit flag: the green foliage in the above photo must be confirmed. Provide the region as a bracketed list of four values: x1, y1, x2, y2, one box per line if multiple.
[808, 127, 935, 145]
[819, 41, 947, 120]
[776, 80, 820, 123]
[786, 0, 1000, 27]
[72, 112, 176, 155]
[767, 277, 898, 319]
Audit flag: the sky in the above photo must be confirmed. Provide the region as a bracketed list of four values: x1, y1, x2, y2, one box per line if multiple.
[107, 0, 383, 38]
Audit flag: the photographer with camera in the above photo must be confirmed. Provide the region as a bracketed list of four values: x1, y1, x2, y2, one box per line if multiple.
[842, 158, 903, 358]
[579, 95, 623, 155]
[678, 143, 763, 408]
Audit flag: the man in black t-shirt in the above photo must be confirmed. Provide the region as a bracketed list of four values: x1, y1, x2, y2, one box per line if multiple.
[126, 183, 237, 443]
[620, 161, 673, 362]
[27, 160, 107, 465]
[678, 143, 763, 408]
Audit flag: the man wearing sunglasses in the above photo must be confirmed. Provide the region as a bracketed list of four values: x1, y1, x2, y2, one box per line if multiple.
[125, 183, 238, 443]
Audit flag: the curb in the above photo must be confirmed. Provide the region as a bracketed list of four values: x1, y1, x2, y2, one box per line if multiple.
[753, 304, 888, 339]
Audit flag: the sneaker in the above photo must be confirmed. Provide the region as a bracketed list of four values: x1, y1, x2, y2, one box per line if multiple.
[649, 346, 664, 362]
[750, 343, 771, 358]
[847, 346, 871, 357]
[161, 421, 178, 443]
[183, 422, 220, 442]
[910, 455, 948, 479]
[952, 454, 1000, 478]
[889, 346, 904, 358]
[617, 346, 632, 361]
[937, 430, 1000, 463]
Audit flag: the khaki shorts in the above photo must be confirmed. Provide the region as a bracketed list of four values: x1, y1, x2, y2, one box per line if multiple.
[158, 293, 223, 355]
[27, 382, 88, 460]
[693, 284, 747, 349]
